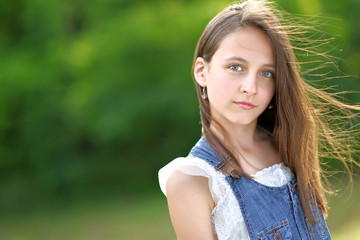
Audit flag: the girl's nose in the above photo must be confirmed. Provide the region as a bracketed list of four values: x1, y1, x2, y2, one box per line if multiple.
[240, 74, 257, 95]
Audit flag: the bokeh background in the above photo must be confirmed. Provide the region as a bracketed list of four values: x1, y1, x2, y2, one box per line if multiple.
[0, 0, 359, 239]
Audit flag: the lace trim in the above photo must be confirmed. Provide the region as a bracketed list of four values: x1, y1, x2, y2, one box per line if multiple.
[251, 163, 294, 187]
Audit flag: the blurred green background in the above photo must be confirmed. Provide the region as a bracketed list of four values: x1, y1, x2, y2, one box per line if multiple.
[0, 0, 359, 239]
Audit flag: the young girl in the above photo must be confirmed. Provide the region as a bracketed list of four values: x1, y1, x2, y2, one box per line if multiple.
[159, 1, 360, 239]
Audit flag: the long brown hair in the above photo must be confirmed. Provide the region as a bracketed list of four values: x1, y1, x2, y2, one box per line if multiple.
[192, 0, 360, 225]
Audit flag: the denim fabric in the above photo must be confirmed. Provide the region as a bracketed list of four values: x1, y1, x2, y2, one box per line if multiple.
[189, 137, 331, 240]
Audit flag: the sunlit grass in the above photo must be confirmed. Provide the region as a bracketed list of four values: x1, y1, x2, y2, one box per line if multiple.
[0, 179, 359, 240]
[327, 177, 360, 240]
[0, 194, 176, 240]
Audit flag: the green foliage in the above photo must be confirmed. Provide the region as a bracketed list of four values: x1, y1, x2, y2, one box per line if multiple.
[0, 0, 359, 211]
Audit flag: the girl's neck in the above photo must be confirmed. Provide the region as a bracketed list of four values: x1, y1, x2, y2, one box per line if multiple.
[210, 119, 278, 174]
[210, 119, 264, 151]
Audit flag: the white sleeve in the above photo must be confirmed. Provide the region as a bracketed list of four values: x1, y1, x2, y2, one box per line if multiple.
[158, 156, 249, 240]
[158, 156, 224, 205]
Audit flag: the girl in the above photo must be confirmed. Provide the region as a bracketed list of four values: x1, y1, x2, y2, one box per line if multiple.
[159, 0, 360, 239]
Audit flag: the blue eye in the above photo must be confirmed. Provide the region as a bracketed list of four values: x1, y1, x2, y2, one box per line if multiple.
[260, 71, 273, 78]
[229, 65, 243, 72]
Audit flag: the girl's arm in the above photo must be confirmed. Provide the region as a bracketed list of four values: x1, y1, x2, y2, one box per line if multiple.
[166, 170, 216, 240]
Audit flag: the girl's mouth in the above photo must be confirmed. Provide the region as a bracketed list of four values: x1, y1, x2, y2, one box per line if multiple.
[234, 101, 256, 110]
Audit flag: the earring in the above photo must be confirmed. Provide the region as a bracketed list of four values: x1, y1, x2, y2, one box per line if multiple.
[267, 104, 274, 110]
[201, 87, 208, 99]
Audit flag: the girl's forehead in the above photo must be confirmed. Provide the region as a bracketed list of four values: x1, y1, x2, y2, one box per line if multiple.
[213, 26, 275, 65]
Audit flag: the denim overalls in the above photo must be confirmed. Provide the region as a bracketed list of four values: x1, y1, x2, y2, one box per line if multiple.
[189, 137, 331, 240]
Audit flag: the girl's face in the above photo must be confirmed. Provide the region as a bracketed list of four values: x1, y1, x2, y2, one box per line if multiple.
[194, 26, 276, 129]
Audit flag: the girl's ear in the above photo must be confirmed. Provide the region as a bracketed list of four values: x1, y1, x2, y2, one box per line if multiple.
[194, 57, 207, 87]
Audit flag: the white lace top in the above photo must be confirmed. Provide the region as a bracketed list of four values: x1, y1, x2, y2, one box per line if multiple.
[158, 156, 294, 240]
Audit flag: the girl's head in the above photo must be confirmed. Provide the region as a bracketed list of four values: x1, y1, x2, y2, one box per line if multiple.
[193, 0, 301, 137]
[194, 24, 276, 131]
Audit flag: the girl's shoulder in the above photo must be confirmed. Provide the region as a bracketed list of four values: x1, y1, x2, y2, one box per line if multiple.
[158, 156, 229, 203]
[162, 157, 220, 239]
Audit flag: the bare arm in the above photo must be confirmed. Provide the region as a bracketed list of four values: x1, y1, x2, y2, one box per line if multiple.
[166, 170, 216, 240]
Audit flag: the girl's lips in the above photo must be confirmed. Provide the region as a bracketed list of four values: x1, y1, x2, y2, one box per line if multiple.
[234, 101, 256, 110]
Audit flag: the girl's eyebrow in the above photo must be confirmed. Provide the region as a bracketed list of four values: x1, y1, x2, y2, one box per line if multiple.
[224, 56, 276, 69]
[224, 56, 248, 62]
